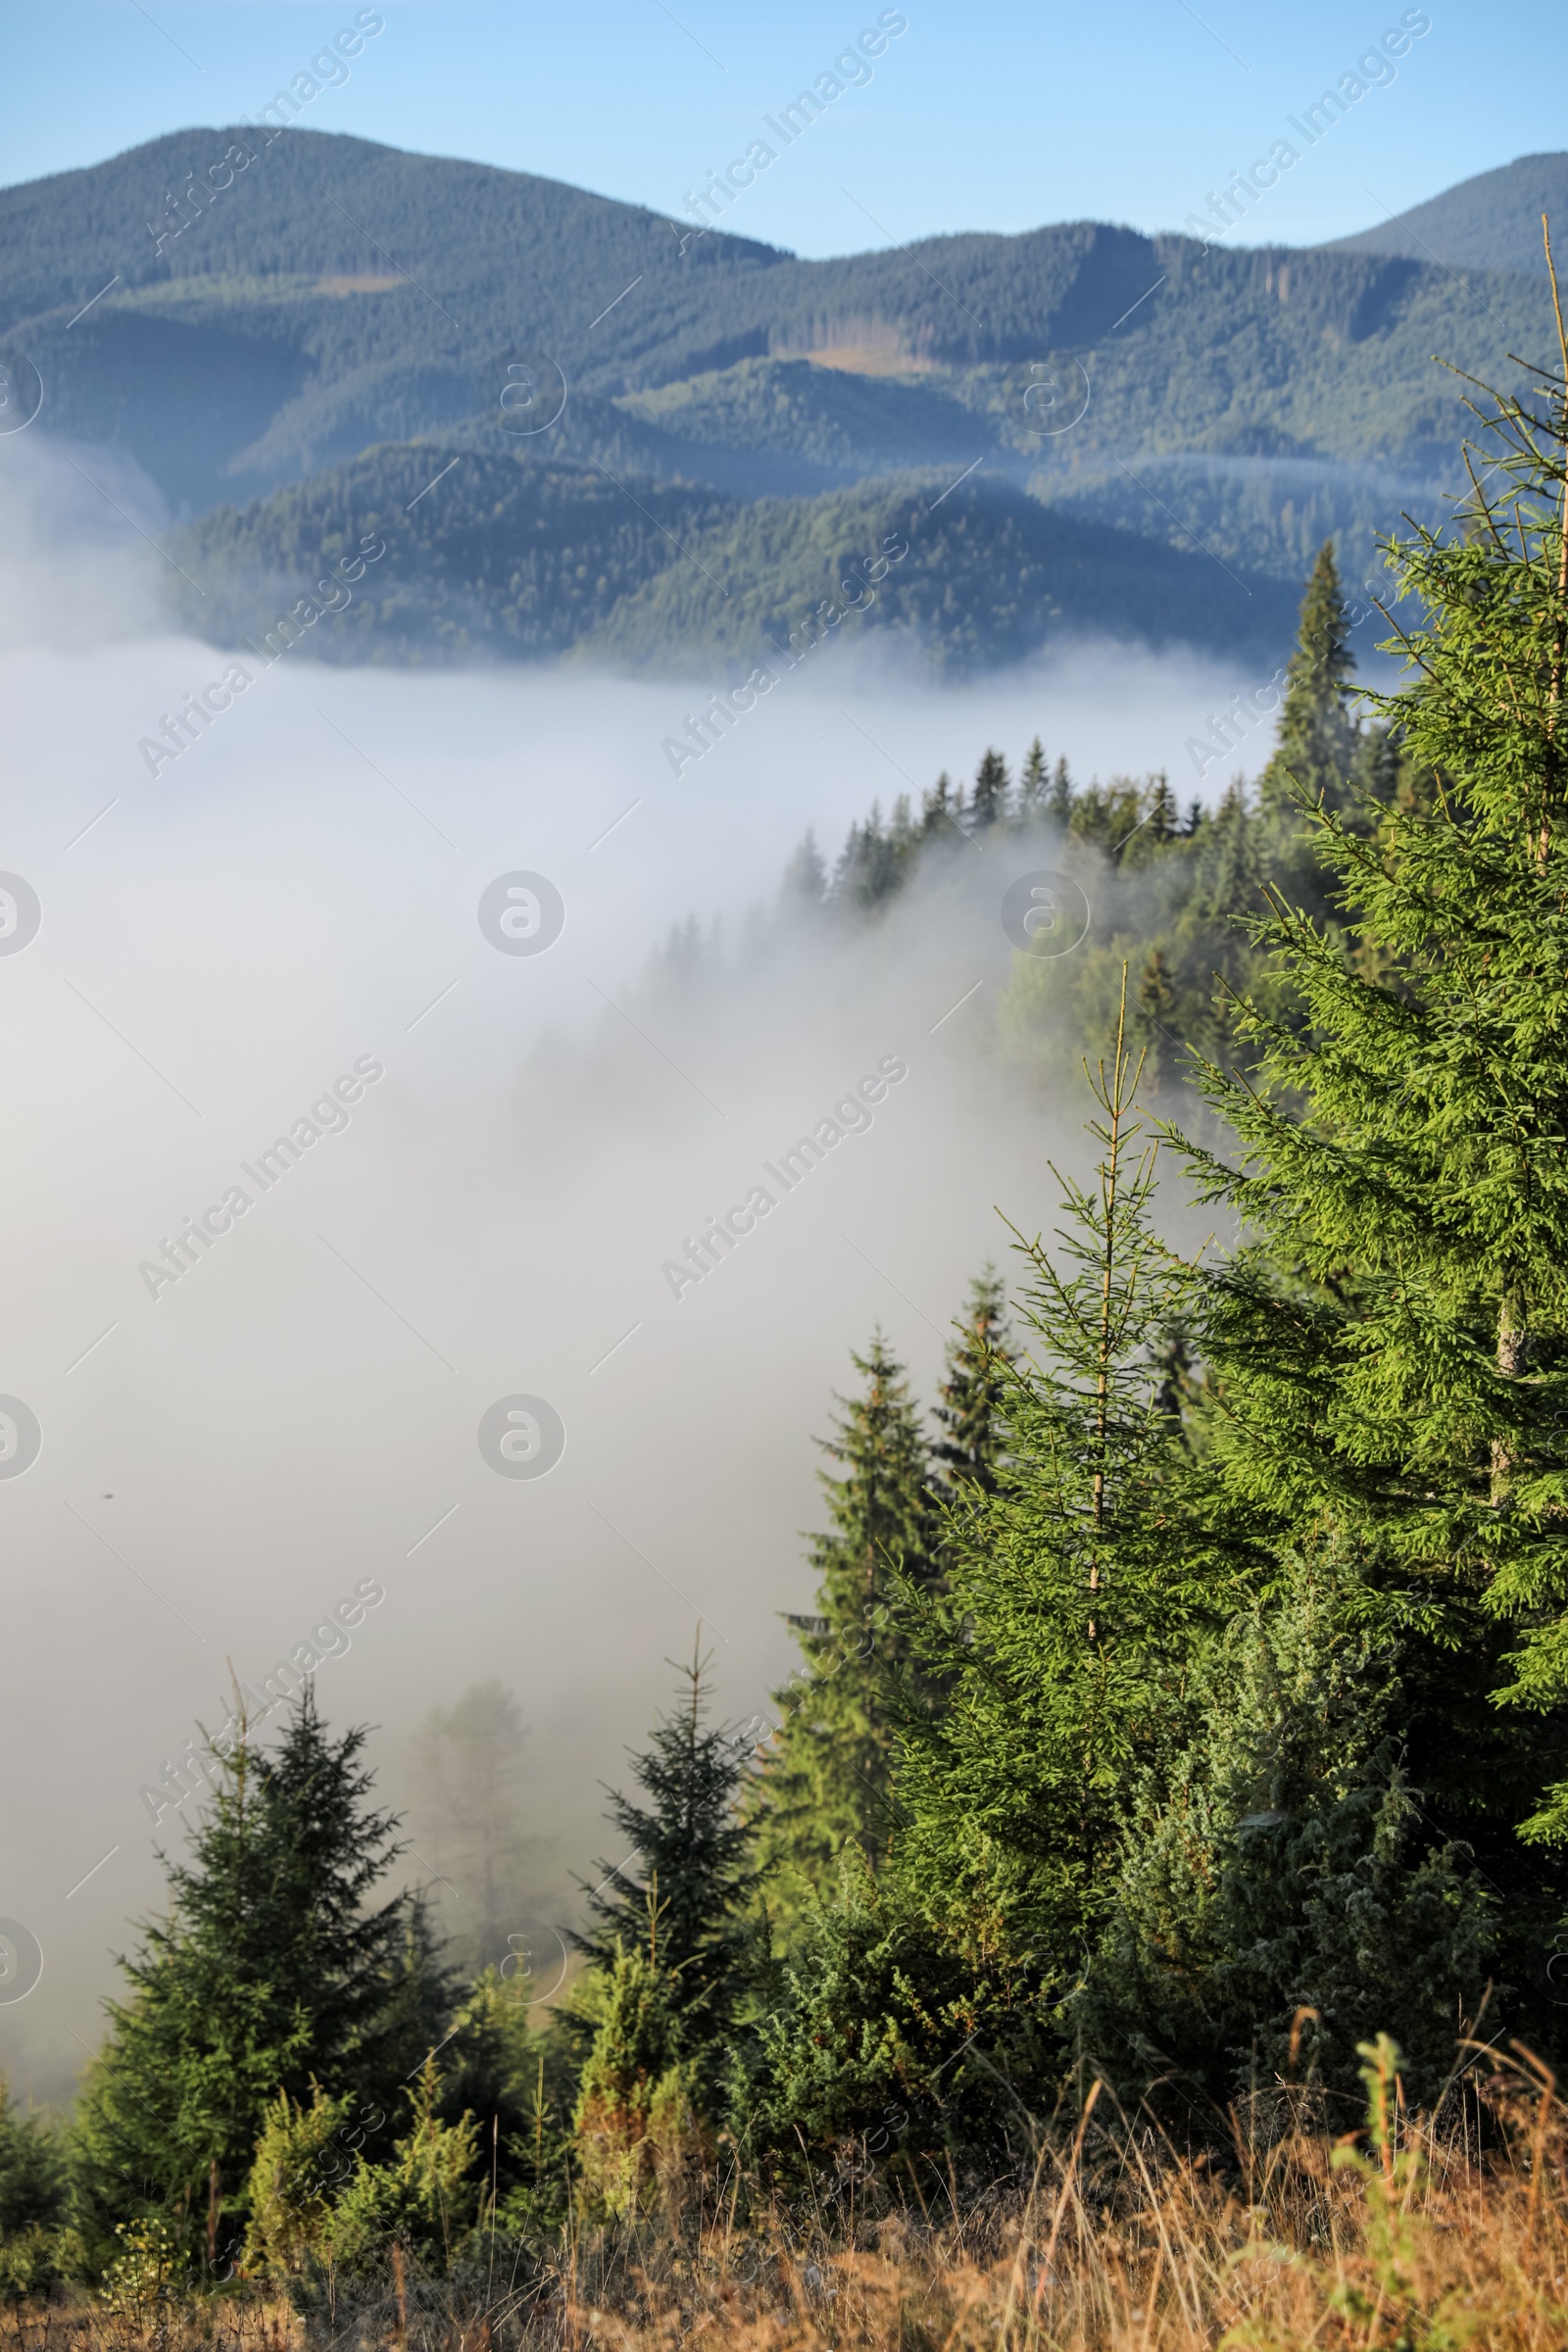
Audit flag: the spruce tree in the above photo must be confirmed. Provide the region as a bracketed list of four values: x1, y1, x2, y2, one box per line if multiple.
[0, 2082, 73, 2298]
[1017, 737, 1048, 824]
[320, 2061, 481, 2277]
[970, 747, 1009, 828]
[931, 1269, 1013, 1499]
[1183, 778, 1269, 1019]
[897, 981, 1224, 1966]
[1134, 946, 1179, 1091]
[372, 1890, 462, 2096]
[1258, 539, 1362, 822]
[779, 830, 827, 912]
[1081, 1568, 1499, 2110]
[76, 1690, 423, 2268]
[411, 1680, 535, 1976]
[829, 804, 905, 911]
[920, 772, 954, 836]
[438, 1963, 564, 2211]
[1165, 329, 1568, 2029]
[569, 1950, 686, 2221]
[750, 1338, 936, 1899]
[576, 1643, 757, 2050]
[0, 2084, 67, 2238]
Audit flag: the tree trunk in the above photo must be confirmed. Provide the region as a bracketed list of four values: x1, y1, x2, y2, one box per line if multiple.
[1492, 1296, 1528, 1503]
[206, 2156, 220, 2273]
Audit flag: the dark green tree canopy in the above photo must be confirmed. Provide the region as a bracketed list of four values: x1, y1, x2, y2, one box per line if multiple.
[75, 1688, 423, 2267]
[576, 1643, 758, 2039]
[749, 1337, 937, 1898]
[1259, 538, 1363, 820]
[930, 1268, 1014, 1500]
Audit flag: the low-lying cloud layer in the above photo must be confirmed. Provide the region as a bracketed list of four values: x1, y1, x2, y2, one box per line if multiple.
[0, 437, 1278, 2096]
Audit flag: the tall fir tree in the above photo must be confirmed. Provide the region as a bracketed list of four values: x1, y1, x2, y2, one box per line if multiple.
[897, 980, 1226, 1969]
[1258, 538, 1363, 823]
[750, 1338, 936, 1902]
[373, 1888, 463, 2094]
[75, 1690, 431, 2269]
[1187, 778, 1269, 1015]
[931, 1269, 1013, 1500]
[411, 1680, 536, 1976]
[1017, 736, 1049, 822]
[576, 1643, 758, 2053]
[1166, 326, 1568, 2043]
[1049, 756, 1073, 825]
[780, 830, 827, 911]
[829, 803, 907, 912]
[1134, 945, 1180, 1092]
[970, 747, 1010, 828]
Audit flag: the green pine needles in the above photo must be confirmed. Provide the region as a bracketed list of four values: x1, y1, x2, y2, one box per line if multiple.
[748, 1339, 938, 1901]
[1171, 289, 1568, 1845]
[897, 977, 1220, 1973]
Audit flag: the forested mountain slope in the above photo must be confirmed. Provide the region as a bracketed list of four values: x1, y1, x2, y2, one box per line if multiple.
[1327, 150, 1568, 273]
[6, 126, 1557, 665]
[164, 444, 1298, 671]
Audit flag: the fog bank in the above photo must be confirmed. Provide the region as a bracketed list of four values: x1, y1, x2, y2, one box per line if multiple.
[0, 445, 1280, 2097]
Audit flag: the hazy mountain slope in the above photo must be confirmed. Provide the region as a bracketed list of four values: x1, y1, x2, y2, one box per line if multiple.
[612, 356, 989, 477]
[6, 129, 1554, 516]
[0, 125, 782, 344]
[6, 126, 1557, 664]
[160, 441, 1295, 674]
[164, 443, 736, 662]
[584, 471, 1295, 672]
[1025, 449, 1437, 597]
[1328, 152, 1568, 274]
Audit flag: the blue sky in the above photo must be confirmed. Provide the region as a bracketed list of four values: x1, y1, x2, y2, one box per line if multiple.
[2, 0, 1561, 258]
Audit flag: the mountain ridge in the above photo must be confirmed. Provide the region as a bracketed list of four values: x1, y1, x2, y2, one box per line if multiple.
[1325, 151, 1568, 275]
[3, 128, 1559, 673]
[160, 442, 1298, 675]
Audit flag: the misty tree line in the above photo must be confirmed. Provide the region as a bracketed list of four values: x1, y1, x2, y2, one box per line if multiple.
[641, 528, 1398, 1111]
[7, 347, 1568, 2303]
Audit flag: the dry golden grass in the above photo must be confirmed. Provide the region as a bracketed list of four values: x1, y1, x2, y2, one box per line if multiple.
[0, 2303, 300, 2352]
[14, 2040, 1568, 2352]
[573, 2041, 1568, 2352]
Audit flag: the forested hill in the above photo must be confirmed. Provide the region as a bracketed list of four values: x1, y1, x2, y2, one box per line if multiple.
[1327, 151, 1568, 273]
[5, 125, 1560, 668]
[163, 446, 1298, 672]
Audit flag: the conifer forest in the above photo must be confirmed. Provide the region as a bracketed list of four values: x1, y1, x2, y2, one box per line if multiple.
[9, 22, 1568, 2349]
[0, 318, 1563, 2350]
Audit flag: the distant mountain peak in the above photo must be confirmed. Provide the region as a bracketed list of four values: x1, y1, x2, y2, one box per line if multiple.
[1325, 151, 1568, 276]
